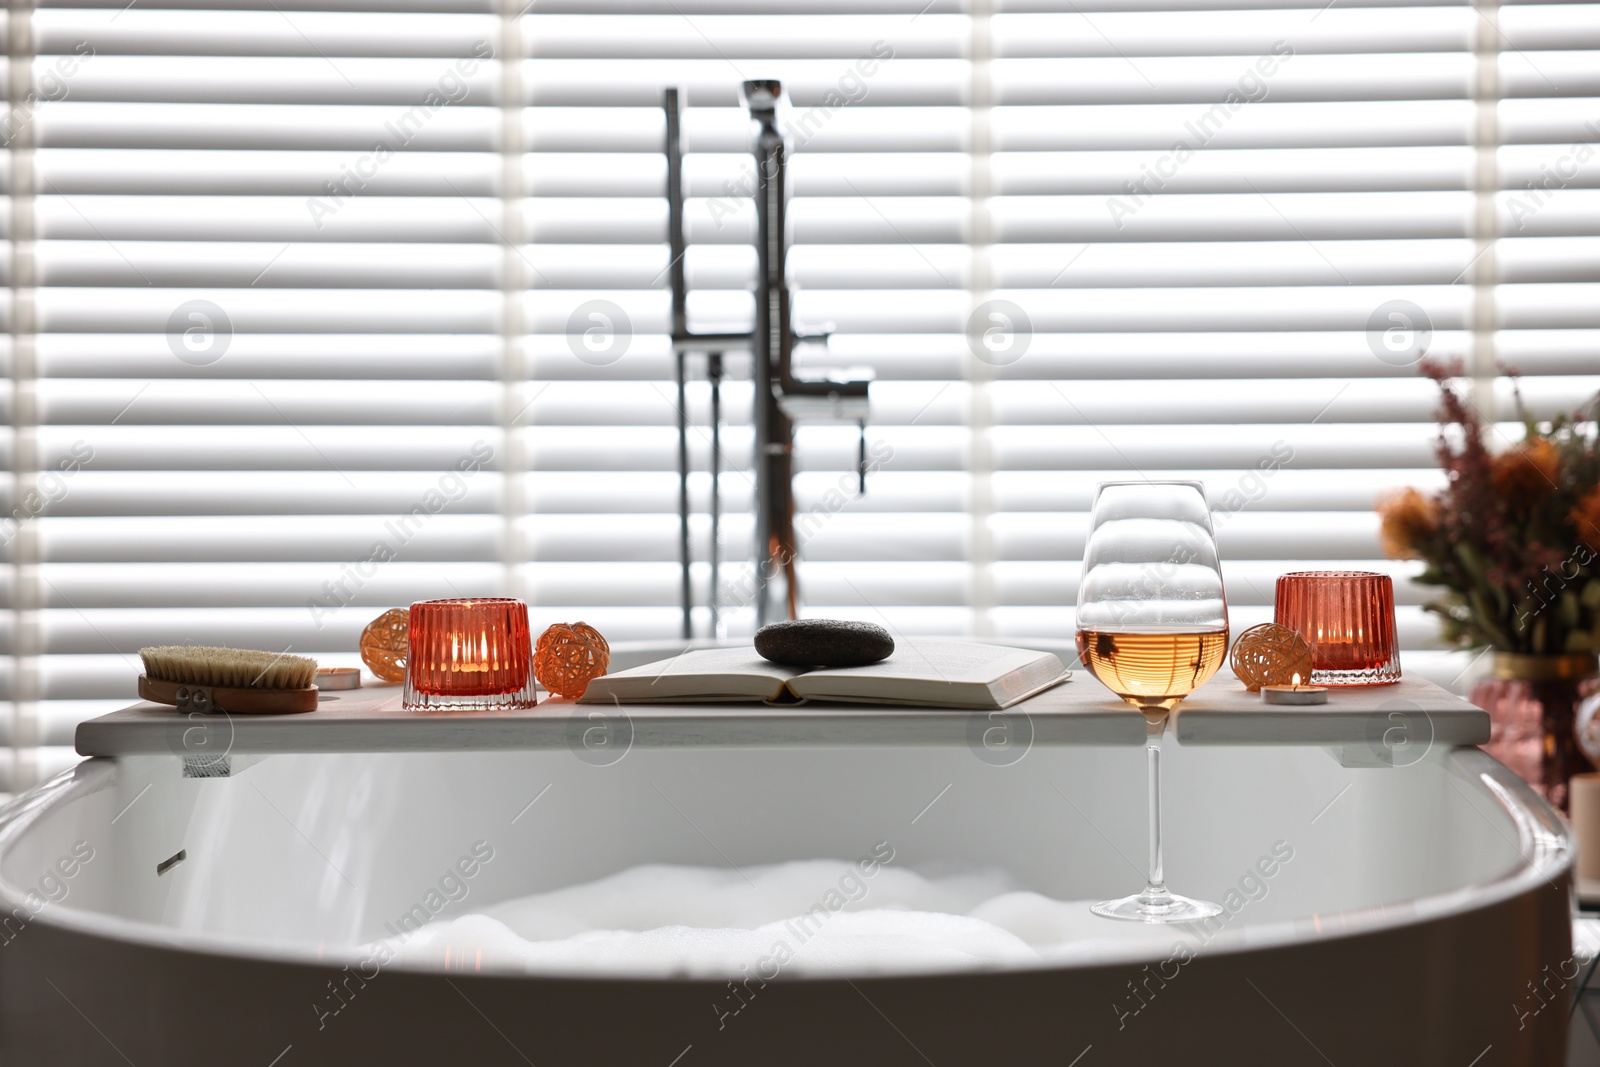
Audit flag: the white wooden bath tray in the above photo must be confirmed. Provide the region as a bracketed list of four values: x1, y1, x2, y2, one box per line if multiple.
[75, 674, 1489, 756]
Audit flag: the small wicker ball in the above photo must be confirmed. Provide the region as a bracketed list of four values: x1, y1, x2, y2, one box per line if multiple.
[1230, 623, 1313, 692]
[534, 621, 611, 699]
[359, 608, 410, 683]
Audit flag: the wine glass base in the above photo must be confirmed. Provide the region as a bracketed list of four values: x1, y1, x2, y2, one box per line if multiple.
[1091, 891, 1223, 924]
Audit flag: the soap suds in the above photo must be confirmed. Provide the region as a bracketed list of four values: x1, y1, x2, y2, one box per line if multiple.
[373, 860, 1174, 977]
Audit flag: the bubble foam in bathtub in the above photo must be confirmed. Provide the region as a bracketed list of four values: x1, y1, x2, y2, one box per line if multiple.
[480, 860, 1016, 939]
[370, 860, 1173, 978]
[390, 909, 1041, 977]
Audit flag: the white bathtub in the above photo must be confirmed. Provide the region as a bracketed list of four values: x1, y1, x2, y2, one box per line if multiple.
[0, 695, 1573, 1066]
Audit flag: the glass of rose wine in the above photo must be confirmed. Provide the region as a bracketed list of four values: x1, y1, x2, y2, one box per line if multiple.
[1077, 481, 1228, 923]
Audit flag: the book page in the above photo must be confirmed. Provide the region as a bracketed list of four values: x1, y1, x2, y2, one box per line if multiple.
[802, 641, 1053, 686]
[621, 647, 800, 681]
[579, 647, 797, 703]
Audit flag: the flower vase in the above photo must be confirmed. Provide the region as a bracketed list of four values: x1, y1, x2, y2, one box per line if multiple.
[1474, 653, 1599, 813]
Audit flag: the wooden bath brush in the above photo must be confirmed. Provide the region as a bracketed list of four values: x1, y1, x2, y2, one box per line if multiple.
[138, 646, 320, 715]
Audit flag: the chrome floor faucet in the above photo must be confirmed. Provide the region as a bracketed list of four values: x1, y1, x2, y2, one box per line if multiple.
[665, 82, 871, 634]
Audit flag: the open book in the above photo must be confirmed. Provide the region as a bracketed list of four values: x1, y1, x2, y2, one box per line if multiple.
[578, 641, 1070, 710]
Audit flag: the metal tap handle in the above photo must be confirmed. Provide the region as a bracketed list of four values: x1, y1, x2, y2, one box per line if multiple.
[857, 420, 867, 495]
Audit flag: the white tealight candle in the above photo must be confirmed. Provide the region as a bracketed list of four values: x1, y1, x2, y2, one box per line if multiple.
[1261, 673, 1328, 705]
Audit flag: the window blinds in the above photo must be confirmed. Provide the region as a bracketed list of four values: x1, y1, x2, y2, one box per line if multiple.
[2, 0, 1597, 794]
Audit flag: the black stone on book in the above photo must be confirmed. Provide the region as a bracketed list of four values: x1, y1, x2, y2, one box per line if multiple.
[754, 619, 895, 669]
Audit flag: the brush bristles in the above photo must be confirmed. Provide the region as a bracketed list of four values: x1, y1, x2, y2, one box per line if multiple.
[139, 647, 318, 690]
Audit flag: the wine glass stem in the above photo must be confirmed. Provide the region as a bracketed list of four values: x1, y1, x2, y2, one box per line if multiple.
[1144, 713, 1169, 902]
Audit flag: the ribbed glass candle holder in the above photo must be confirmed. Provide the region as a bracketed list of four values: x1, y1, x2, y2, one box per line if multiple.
[402, 598, 536, 711]
[1274, 571, 1401, 686]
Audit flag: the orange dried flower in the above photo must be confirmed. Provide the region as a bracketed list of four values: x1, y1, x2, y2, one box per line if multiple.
[1490, 438, 1561, 508]
[1376, 487, 1440, 559]
[1573, 485, 1600, 547]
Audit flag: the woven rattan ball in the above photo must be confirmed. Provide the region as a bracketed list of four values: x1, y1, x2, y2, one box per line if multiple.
[359, 608, 410, 683]
[534, 621, 611, 699]
[1230, 623, 1313, 692]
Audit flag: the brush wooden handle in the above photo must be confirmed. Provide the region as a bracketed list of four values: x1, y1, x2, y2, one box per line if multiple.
[138, 675, 319, 715]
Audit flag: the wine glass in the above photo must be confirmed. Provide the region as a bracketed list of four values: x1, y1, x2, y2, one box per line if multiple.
[1076, 481, 1228, 923]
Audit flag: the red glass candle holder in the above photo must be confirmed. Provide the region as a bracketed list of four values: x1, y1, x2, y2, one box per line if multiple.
[402, 598, 537, 711]
[1274, 571, 1401, 686]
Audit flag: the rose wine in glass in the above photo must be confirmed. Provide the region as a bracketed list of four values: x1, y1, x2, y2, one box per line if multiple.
[1077, 481, 1228, 923]
[1075, 631, 1229, 712]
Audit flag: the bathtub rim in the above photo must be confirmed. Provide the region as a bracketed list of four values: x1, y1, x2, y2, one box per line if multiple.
[0, 745, 1571, 982]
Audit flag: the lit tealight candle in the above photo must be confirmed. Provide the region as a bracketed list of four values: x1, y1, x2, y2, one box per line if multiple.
[1261, 673, 1328, 706]
[403, 598, 537, 711]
